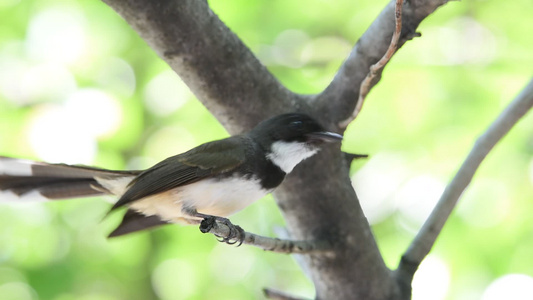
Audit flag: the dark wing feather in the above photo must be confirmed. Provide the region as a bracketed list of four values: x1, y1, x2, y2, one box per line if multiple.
[108, 209, 170, 237]
[111, 136, 247, 209]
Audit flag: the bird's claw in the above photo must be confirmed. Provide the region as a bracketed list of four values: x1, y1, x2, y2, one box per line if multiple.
[200, 216, 245, 246]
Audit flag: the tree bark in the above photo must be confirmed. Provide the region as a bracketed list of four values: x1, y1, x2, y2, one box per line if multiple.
[101, 0, 450, 298]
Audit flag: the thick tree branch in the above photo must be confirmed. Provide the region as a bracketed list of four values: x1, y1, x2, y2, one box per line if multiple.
[101, 0, 306, 134]
[317, 0, 450, 127]
[396, 78, 533, 285]
[199, 218, 332, 254]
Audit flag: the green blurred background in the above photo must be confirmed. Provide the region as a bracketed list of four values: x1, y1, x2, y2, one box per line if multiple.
[0, 0, 532, 299]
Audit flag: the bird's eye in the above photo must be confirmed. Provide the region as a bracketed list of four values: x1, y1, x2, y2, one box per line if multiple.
[289, 120, 303, 130]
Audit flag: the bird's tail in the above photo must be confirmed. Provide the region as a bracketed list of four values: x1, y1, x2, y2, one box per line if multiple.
[0, 156, 140, 202]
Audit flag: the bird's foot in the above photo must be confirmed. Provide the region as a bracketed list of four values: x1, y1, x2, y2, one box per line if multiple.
[200, 216, 245, 246]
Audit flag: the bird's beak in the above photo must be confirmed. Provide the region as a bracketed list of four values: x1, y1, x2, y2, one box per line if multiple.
[306, 131, 343, 143]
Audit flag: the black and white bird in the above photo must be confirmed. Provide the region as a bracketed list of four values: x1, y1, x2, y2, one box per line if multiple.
[0, 113, 342, 237]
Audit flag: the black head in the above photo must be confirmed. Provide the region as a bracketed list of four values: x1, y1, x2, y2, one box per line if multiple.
[249, 113, 343, 145]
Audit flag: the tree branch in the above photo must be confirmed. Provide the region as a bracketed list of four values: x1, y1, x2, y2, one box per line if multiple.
[316, 0, 450, 127]
[101, 0, 304, 134]
[338, 0, 404, 128]
[199, 218, 332, 254]
[396, 78, 533, 284]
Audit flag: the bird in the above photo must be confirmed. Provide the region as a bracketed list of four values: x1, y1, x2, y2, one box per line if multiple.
[0, 113, 342, 240]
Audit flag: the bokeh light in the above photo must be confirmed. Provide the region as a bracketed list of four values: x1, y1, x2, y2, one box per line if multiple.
[143, 70, 191, 117]
[394, 175, 446, 231]
[457, 179, 511, 228]
[26, 104, 97, 164]
[64, 88, 123, 138]
[481, 274, 533, 300]
[412, 256, 450, 300]
[352, 152, 409, 224]
[25, 6, 87, 64]
[151, 259, 198, 300]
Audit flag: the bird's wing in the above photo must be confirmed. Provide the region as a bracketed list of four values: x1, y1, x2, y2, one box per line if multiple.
[108, 209, 170, 237]
[111, 136, 247, 209]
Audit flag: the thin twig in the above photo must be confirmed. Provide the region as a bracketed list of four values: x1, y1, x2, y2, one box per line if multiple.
[263, 288, 310, 300]
[200, 218, 332, 254]
[339, 0, 404, 128]
[397, 78, 533, 280]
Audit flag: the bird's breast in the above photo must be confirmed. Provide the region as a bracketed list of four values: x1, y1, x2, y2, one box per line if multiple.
[129, 175, 270, 223]
[179, 175, 270, 217]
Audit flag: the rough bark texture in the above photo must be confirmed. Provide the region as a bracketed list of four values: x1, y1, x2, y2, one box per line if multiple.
[101, 0, 450, 299]
[102, 0, 306, 134]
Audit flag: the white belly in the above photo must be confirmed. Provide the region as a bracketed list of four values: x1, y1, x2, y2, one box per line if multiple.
[129, 176, 269, 224]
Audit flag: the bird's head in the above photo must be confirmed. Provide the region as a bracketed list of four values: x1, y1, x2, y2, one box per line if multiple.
[250, 113, 343, 173]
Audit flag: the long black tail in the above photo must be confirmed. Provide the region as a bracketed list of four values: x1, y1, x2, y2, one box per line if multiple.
[0, 156, 139, 202]
[0, 156, 170, 237]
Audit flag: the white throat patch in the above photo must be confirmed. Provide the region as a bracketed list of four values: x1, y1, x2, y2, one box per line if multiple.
[266, 141, 318, 173]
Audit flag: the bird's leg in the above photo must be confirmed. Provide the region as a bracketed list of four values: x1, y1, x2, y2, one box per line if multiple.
[183, 208, 245, 246]
[200, 216, 246, 246]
